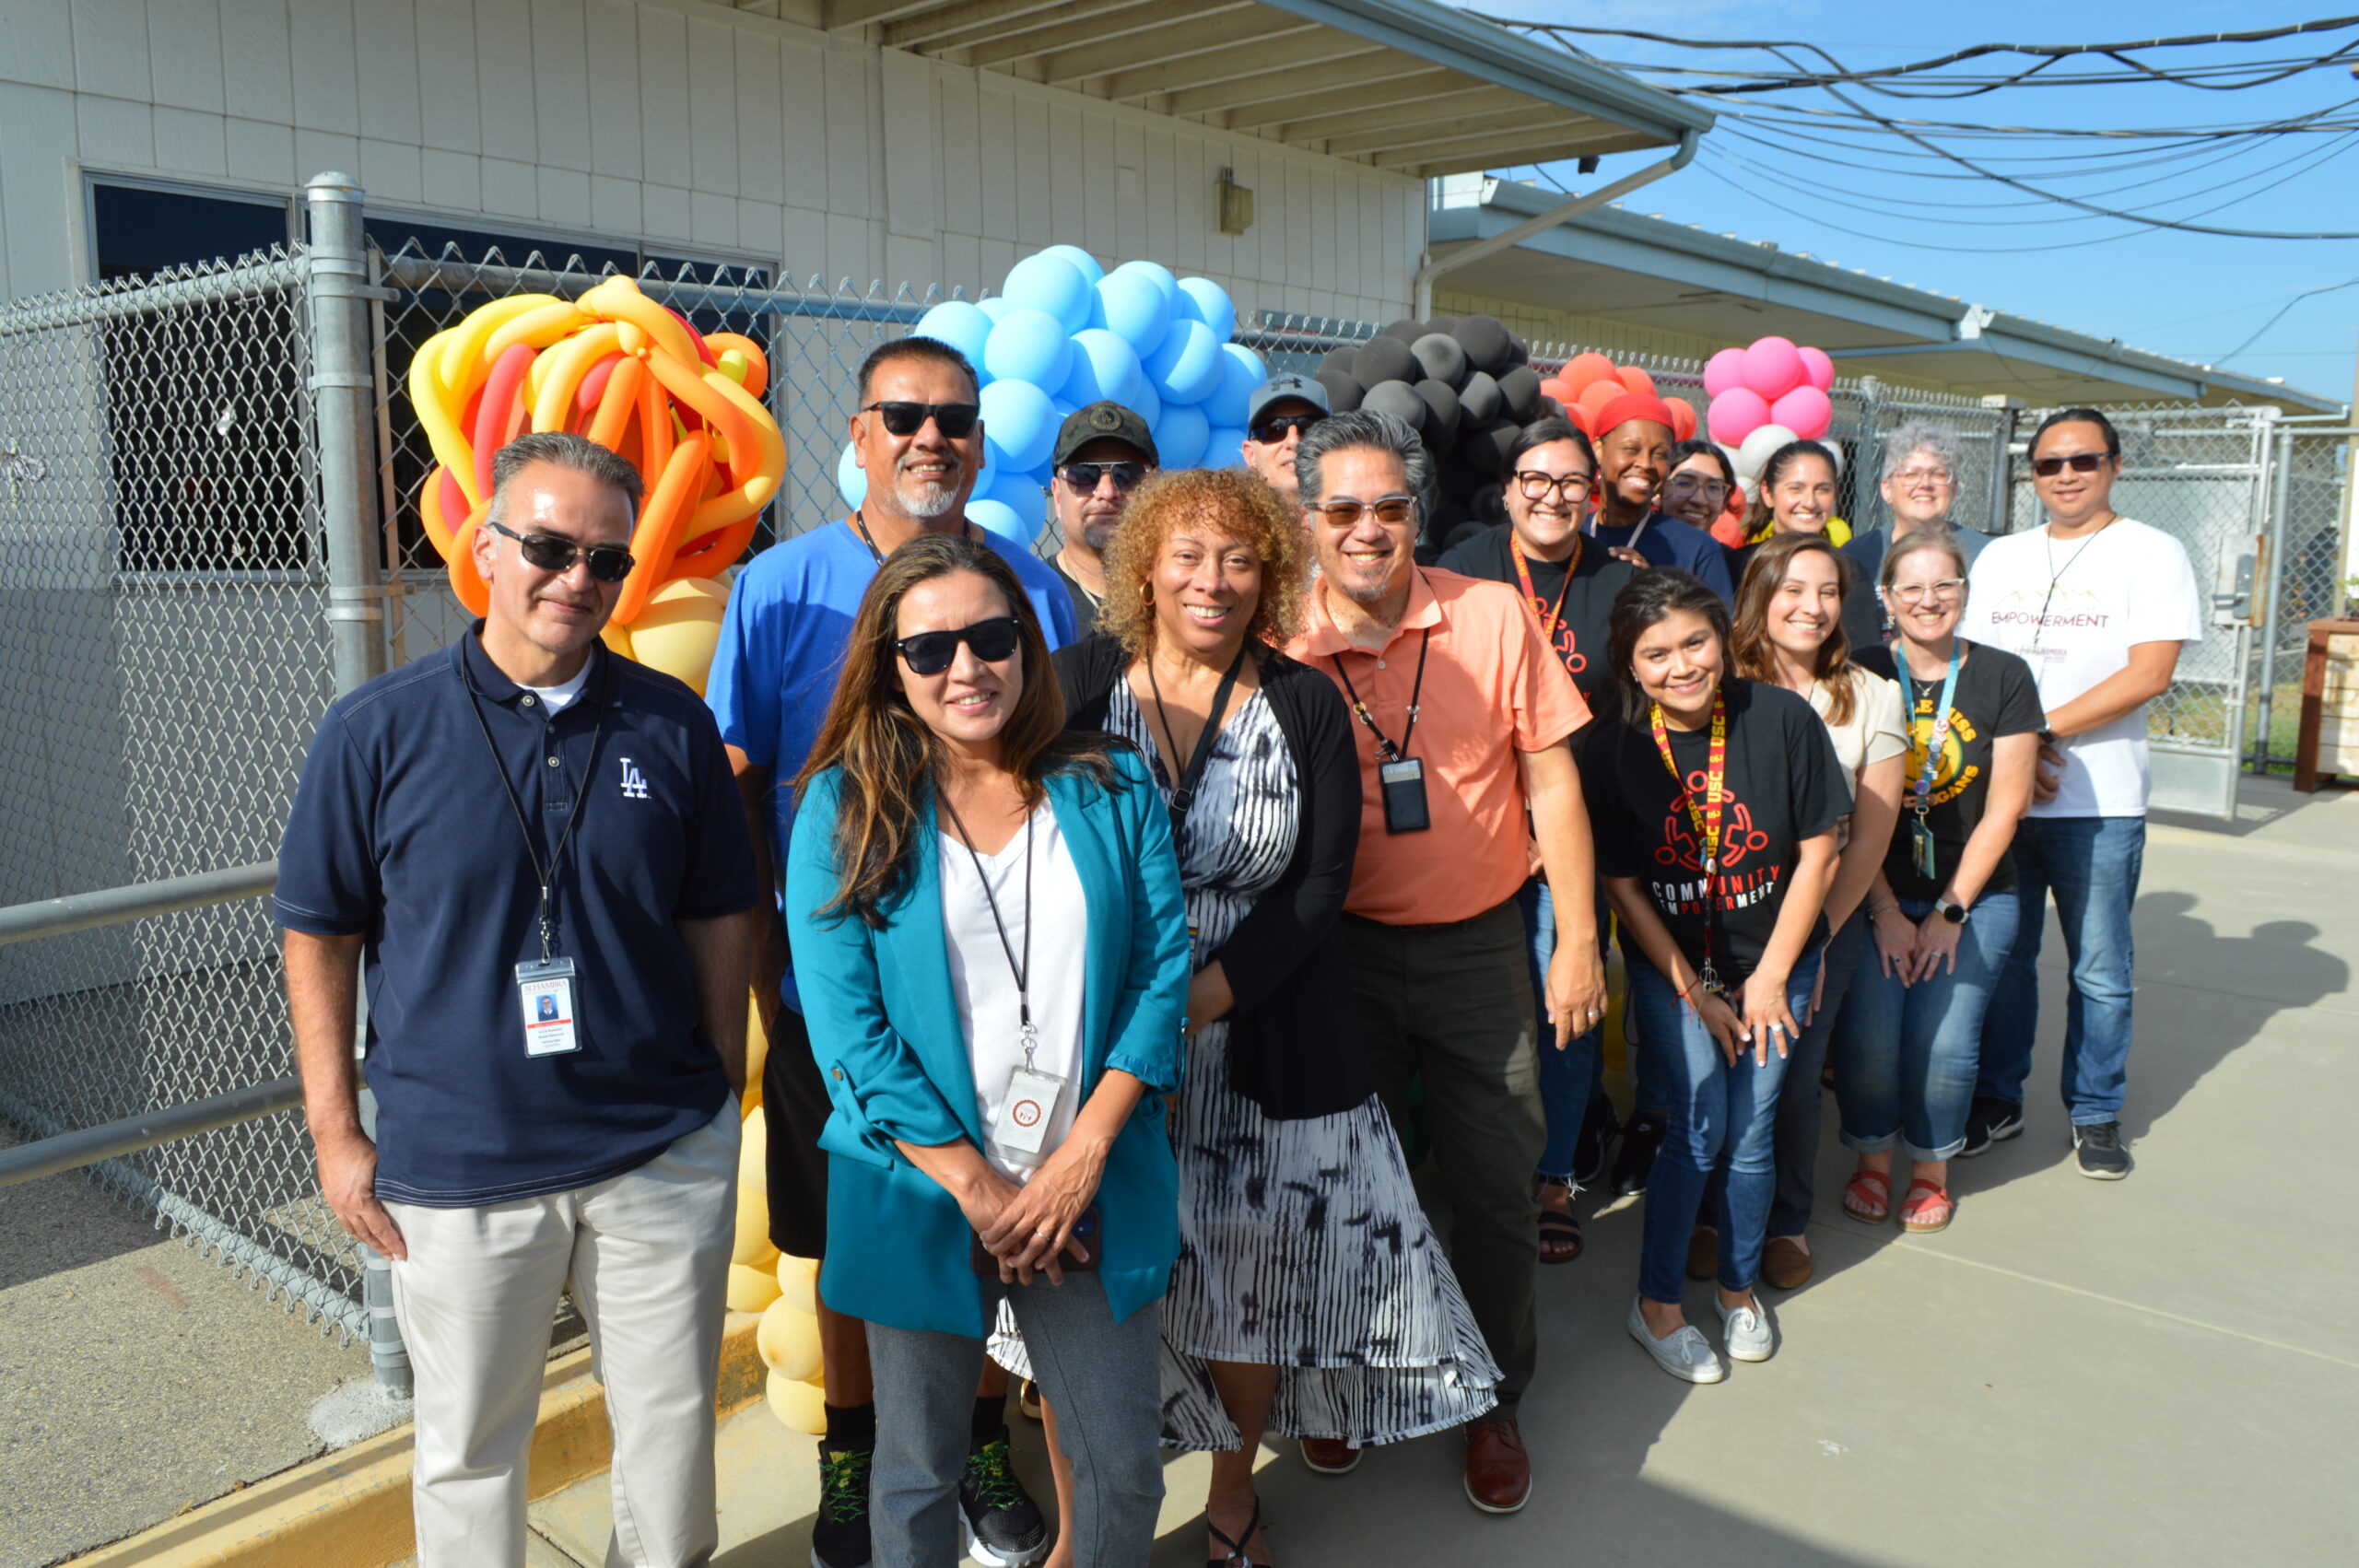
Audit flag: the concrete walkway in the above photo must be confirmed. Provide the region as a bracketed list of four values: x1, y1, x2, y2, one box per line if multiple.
[500, 776, 2359, 1568]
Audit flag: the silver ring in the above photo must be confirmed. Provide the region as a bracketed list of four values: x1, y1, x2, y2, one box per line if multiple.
[1769, 1024, 1786, 1034]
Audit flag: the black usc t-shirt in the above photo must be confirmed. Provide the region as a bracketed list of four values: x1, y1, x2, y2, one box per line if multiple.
[1437, 524, 1637, 708]
[1579, 678, 1845, 985]
[1855, 640, 2045, 902]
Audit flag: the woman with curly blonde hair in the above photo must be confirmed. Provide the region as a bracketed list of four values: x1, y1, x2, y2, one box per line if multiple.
[1025, 467, 1498, 1568]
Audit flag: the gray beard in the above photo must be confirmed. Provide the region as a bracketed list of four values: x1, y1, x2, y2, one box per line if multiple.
[897, 474, 962, 520]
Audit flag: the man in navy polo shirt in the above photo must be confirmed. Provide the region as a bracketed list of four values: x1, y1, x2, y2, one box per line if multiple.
[707, 333, 1072, 1568]
[278, 432, 756, 1568]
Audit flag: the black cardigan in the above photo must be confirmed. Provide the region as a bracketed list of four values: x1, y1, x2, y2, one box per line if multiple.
[1052, 635, 1372, 1119]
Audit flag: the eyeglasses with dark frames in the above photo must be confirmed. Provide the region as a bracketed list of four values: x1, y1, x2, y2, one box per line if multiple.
[862, 401, 981, 439]
[1515, 470, 1596, 503]
[1249, 412, 1324, 445]
[486, 520, 635, 583]
[892, 615, 1021, 676]
[2030, 452, 2109, 478]
[1057, 461, 1148, 492]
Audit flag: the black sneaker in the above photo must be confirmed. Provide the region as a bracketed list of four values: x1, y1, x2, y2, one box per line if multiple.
[812, 1440, 874, 1568]
[2072, 1121, 2131, 1181]
[959, 1428, 1048, 1566]
[1572, 1096, 1619, 1188]
[1609, 1112, 1667, 1198]
[1958, 1095, 2024, 1158]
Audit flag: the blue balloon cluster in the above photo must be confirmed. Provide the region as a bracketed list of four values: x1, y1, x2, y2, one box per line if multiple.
[841, 248, 1265, 547]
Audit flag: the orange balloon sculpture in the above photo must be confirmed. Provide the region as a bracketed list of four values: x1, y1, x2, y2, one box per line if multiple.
[407, 277, 787, 642]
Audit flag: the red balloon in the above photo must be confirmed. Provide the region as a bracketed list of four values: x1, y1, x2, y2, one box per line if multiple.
[1539, 377, 1573, 406]
[1617, 365, 1657, 398]
[1667, 397, 1697, 440]
[1564, 402, 1594, 437]
[1578, 380, 1623, 422]
[1564, 352, 1616, 393]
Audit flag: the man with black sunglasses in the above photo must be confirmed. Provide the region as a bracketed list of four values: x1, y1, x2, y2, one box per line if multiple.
[1240, 372, 1331, 504]
[278, 433, 757, 1565]
[707, 334, 1073, 1568]
[1044, 400, 1157, 634]
[1959, 407, 2201, 1179]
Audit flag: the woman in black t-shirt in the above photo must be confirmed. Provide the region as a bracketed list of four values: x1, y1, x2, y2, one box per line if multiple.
[1580, 568, 1841, 1384]
[1837, 532, 2043, 1235]
[1438, 417, 1637, 1260]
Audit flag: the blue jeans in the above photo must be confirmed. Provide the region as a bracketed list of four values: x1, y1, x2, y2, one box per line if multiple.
[1519, 877, 1606, 1180]
[1978, 817, 2144, 1126]
[1837, 892, 2021, 1161]
[1626, 949, 1821, 1304]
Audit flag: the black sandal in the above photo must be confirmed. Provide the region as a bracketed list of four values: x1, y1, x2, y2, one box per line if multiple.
[1536, 1177, 1583, 1264]
[1208, 1497, 1272, 1568]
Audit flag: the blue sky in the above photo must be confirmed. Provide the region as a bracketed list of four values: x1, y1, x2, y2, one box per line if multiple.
[1467, 2, 2359, 403]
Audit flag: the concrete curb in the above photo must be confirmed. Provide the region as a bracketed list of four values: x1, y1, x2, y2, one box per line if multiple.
[67, 1312, 768, 1567]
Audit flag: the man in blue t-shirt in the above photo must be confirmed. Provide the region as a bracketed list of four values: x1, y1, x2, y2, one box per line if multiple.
[706, 333, 1071, 1568]
[1581, 392, 1736, 604]
[278, 434, 757, 1566]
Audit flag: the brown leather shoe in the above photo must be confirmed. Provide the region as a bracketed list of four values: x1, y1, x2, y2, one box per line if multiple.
[1686, 1223, 1719, 1281]
[1300, 1436, 1360, 1475]
[1462, 1419, 1531, 1514]
[1762, 1235, 1813, 1291]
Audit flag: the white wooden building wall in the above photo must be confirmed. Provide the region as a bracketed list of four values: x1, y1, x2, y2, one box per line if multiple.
[0, 0, 1424, 321]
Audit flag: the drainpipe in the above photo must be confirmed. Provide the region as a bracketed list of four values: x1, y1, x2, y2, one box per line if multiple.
[1414, 129, 1699, 319]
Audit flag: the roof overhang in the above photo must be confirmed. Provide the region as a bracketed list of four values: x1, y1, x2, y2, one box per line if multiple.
[803, 0, 1712, 176]
[1427, 178, 2343, 411]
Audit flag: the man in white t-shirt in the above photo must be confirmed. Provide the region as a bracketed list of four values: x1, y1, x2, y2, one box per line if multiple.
[1957, 408, 2202, 1179]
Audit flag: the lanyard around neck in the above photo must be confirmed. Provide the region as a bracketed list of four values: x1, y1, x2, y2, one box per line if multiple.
[1649, 688, 1728, 991]
[1331, 628, 1431, 765]
[1142, 643, 1249, 856]
[938, 791, 1038, 1066]
[1510, 532, 1581, 652]
[461, 651, 607, 963]
[1899, 643, 1965, 820]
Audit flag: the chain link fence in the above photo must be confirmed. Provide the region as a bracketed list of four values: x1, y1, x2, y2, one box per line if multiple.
[0, 247, 363, 1329]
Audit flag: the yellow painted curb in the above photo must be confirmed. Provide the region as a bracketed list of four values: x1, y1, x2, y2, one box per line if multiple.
[70, 1312, 765, 1568]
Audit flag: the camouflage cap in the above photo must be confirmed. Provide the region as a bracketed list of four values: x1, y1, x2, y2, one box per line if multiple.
[1050, 400, 1159, 469]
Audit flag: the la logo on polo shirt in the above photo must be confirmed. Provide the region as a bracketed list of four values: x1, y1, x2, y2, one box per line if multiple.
[618, 758, 650, 799]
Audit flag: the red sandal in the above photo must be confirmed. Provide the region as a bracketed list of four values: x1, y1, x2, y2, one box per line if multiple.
[1898, 1178, 1954, 1234]
[1842, 1168, 1891, 1223]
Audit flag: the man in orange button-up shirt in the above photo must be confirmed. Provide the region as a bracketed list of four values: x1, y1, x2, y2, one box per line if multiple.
[1281, 409, 1605, 1517]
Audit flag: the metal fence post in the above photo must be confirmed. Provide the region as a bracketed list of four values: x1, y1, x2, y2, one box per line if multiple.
[1853, 375, 1884, 534]
[1987, 400, 2020, 536]
[304, 174, 387, 698]
[2253, 425, 2295, 772]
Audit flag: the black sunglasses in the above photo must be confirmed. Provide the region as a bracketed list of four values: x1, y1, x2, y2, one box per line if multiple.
[2031, 452, 2111, 478]
[893, 615, 1020, 676]
[486, 520, 634, 583]
[1250, 412, 1323, 445]
[1057, 461, 1147, 492]
[863, 401, 981, 439]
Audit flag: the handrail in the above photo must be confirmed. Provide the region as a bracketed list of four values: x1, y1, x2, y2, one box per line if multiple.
[0, 860, 277, 947]
[0, 1078, 301, 1188]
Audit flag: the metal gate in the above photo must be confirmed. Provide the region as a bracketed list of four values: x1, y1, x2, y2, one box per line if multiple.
[2007, 405, 2279, 819]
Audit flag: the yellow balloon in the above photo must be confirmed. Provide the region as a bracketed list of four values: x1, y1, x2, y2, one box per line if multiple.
[727, 1261, 783, 1313]
[757, 1297, 824, 1382]
[768, 1370, 827, 1435]
[733, 1186, 779, 1267]
[739, 1107, 768, 1196]
[627, 577, 730, 696]
[777, 1253, 818, 1316]
[600, 621, 635, 659]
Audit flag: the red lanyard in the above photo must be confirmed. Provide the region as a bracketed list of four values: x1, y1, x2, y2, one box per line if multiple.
[1649, 689, 1728, 994]
[1509, 532, 1580, 653]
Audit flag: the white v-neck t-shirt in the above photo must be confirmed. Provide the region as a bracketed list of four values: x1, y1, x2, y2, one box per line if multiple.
[939, 803, 1090, 1181]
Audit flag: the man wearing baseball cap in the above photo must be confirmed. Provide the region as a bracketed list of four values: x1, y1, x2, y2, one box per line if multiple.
[1046, 400, 1158, 633]
[1241, 372, 1330, 504]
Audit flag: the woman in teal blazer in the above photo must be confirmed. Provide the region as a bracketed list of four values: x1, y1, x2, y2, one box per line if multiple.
[786, 532, 1190, 1568]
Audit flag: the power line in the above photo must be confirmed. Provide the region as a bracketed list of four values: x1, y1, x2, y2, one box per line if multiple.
[2215, 276, 2359, 362]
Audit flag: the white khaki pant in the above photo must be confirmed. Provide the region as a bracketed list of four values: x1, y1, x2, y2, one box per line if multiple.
[385, 1106, 739, 1568]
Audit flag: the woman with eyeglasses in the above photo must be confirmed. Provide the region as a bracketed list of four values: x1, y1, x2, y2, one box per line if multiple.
[786, 532, 1191, 1568]
[1579, 568, 1842, 1382]
[1657, 440, 1746, 550]
[1438, 416, 1637, 1261]
[1684, 533, 1905, 1290]
[1730, 440, 1850, 588]
[1837, 422, 1988, 650]
[1036, 466, 1495, 1567]
[1835, 533, 2042, 1233]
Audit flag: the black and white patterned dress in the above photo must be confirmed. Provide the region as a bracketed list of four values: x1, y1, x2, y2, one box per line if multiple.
[1113, 678, 1499, 1449]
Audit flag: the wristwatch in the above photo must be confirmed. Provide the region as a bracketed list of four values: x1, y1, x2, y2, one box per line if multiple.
[1935, 898, 1970, 925]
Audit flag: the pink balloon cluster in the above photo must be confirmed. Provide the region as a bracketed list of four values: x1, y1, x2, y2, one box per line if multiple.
[1702, 336, 1836, 448]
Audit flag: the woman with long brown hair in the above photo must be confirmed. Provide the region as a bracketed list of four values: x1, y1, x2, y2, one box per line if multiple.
[1684, 533, 1906, 1289]
[786, 532, 1191, 1568]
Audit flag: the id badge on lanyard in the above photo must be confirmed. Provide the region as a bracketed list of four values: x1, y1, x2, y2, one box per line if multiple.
[516, 957, 581, 1056]
[990, 1054, 1069, 1165]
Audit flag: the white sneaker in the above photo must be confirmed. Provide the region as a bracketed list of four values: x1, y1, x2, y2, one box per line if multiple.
[1625, 1295, 1725, 1384]
[1716, 1293, 1778, 1363]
